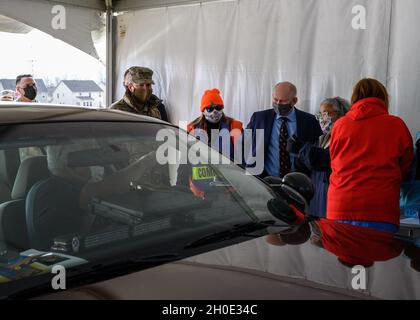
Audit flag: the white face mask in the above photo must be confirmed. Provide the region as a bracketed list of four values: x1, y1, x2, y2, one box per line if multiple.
[316, 111, 334, 134]
[204, 109, 223, 124]
[319, 118, 333, 134]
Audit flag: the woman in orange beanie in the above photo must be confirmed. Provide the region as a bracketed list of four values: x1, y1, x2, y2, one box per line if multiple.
[187, 89, 243, 198]
[187, 88, 243, 157]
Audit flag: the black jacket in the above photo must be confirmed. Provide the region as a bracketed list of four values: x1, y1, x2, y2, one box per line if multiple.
[245, 108, 322, 176]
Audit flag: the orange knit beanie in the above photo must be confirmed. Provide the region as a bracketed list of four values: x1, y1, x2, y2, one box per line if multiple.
[200, 89, 224, 112]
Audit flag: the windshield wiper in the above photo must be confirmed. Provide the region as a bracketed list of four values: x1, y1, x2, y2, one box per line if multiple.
[184, 222, 271, 249]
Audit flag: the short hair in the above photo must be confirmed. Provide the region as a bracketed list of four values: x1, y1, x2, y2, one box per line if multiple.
[16, 74, 33, 86]
[124, 74, 132, 88]
[274, 82, 297, 98]
[351, 78, 389, 109]
[123, 69, 130, 88]
[321, 97, 350, 117]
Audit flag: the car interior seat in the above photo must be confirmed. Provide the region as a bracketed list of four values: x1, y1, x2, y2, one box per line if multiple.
[26, 175, 85, 251]
[0, 149, 20, 203]
[0, 155, 50, 251]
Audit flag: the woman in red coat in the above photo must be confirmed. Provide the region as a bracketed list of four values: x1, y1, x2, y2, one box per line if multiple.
[327, 78, 414, 230]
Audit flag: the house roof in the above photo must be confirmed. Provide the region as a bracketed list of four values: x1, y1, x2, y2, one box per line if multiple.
[76, 96, 94, 101]
[61, 80, 103, 93]
[35, 80, 48, 93]
[0, 79, 15, 91]
[0, 78, 48, 92]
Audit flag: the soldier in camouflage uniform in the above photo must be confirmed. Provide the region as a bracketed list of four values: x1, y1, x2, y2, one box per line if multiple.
[111, 66, 169, 122]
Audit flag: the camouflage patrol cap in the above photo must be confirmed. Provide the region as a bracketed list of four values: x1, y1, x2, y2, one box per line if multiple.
[125, 66, 155, 85]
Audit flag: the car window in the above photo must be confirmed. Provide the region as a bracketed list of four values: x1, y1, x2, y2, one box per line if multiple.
[0, 121, 279, 298]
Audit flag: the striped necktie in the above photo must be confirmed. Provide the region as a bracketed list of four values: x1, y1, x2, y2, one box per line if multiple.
[279, 117, 291, 177]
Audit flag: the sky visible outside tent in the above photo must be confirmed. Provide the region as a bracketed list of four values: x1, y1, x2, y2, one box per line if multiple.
[0, 29, 105, 86]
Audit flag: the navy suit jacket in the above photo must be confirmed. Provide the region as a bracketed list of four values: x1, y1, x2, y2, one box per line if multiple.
[245, 108, 322, 177]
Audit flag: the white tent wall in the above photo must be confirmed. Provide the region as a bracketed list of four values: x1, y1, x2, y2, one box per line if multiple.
[0, 0, 105, 60]
[388, 0, 420, 139]
[1, 0, 418, 135]
[114, 0, 396, 131]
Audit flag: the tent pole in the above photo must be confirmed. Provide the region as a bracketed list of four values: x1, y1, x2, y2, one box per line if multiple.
[105, 1, 114, 107]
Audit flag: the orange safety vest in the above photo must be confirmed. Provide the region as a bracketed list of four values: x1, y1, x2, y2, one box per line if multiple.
[187, 115, 243, 198]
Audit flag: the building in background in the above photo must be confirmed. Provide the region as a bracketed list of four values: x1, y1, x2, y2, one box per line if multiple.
[51, 80, 104, 108]
[0, 78, 48, 102]
[99, 81, 106, 93]
[46, 85, 56, 103]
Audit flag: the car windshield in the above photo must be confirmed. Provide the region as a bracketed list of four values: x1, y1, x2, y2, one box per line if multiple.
[0, 121, 281, 298]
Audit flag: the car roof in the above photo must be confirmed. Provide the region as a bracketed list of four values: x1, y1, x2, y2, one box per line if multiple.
[0, 103, 169, 125]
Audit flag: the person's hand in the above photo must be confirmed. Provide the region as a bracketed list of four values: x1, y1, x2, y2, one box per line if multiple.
[286, 135, 303, 154]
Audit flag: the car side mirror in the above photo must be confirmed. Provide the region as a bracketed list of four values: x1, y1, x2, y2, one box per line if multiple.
[265, 173, 314, 203]
[265, 173, 314, 225]
[264, 176, 284, 196]
[265, 172, 314, 215]
[281, 172, 314, 203]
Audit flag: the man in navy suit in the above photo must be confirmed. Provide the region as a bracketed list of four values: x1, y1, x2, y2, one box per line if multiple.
[245, 82, 322, 178]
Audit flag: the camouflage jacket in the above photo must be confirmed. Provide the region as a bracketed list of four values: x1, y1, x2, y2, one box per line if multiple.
[110, 94, 168, 122]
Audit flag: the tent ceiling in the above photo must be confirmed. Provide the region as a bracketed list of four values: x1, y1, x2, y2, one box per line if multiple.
[46, 0, 107, 10]
[113, 0, 220, 11]
[0, 14, 32, 33]
[0, 0, 224, 102]
[0, 0, 223, 57]
[0, 0, 222, 59]
[36, 0, 220, 11]
[0, 0, 105, 59]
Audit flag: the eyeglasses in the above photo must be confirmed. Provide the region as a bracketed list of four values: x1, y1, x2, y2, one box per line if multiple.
[315, 111, 335, 121]
[205, 105, 223, 113]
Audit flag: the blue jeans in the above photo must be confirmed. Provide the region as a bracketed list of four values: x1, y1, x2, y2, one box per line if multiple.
[335, 220, 399, 233]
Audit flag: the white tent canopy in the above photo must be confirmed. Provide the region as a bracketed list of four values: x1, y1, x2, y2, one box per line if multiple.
[0, 14, 32, 33]
[0, 0, 225, 61]
[113, 0, 420, 137]
[0, 0, 220, 105]
[0, 0, 419, 136]
[20, 0, 219, 11]
[0, 0, 107, 60]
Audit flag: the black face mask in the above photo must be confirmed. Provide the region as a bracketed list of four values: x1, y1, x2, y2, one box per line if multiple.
[273, 103, 293, 116]
[23, 85, 37, 101]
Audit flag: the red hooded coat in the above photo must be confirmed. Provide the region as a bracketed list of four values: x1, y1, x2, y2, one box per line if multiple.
[327, 97, 414, 225]
[318, 219, 404, 267]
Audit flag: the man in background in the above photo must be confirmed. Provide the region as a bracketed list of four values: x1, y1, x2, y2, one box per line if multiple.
[111, 66, 169, 122]
[15, 74, 38, 102]
[0, 90, 15, 101]
[245, 81, 322, 178]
